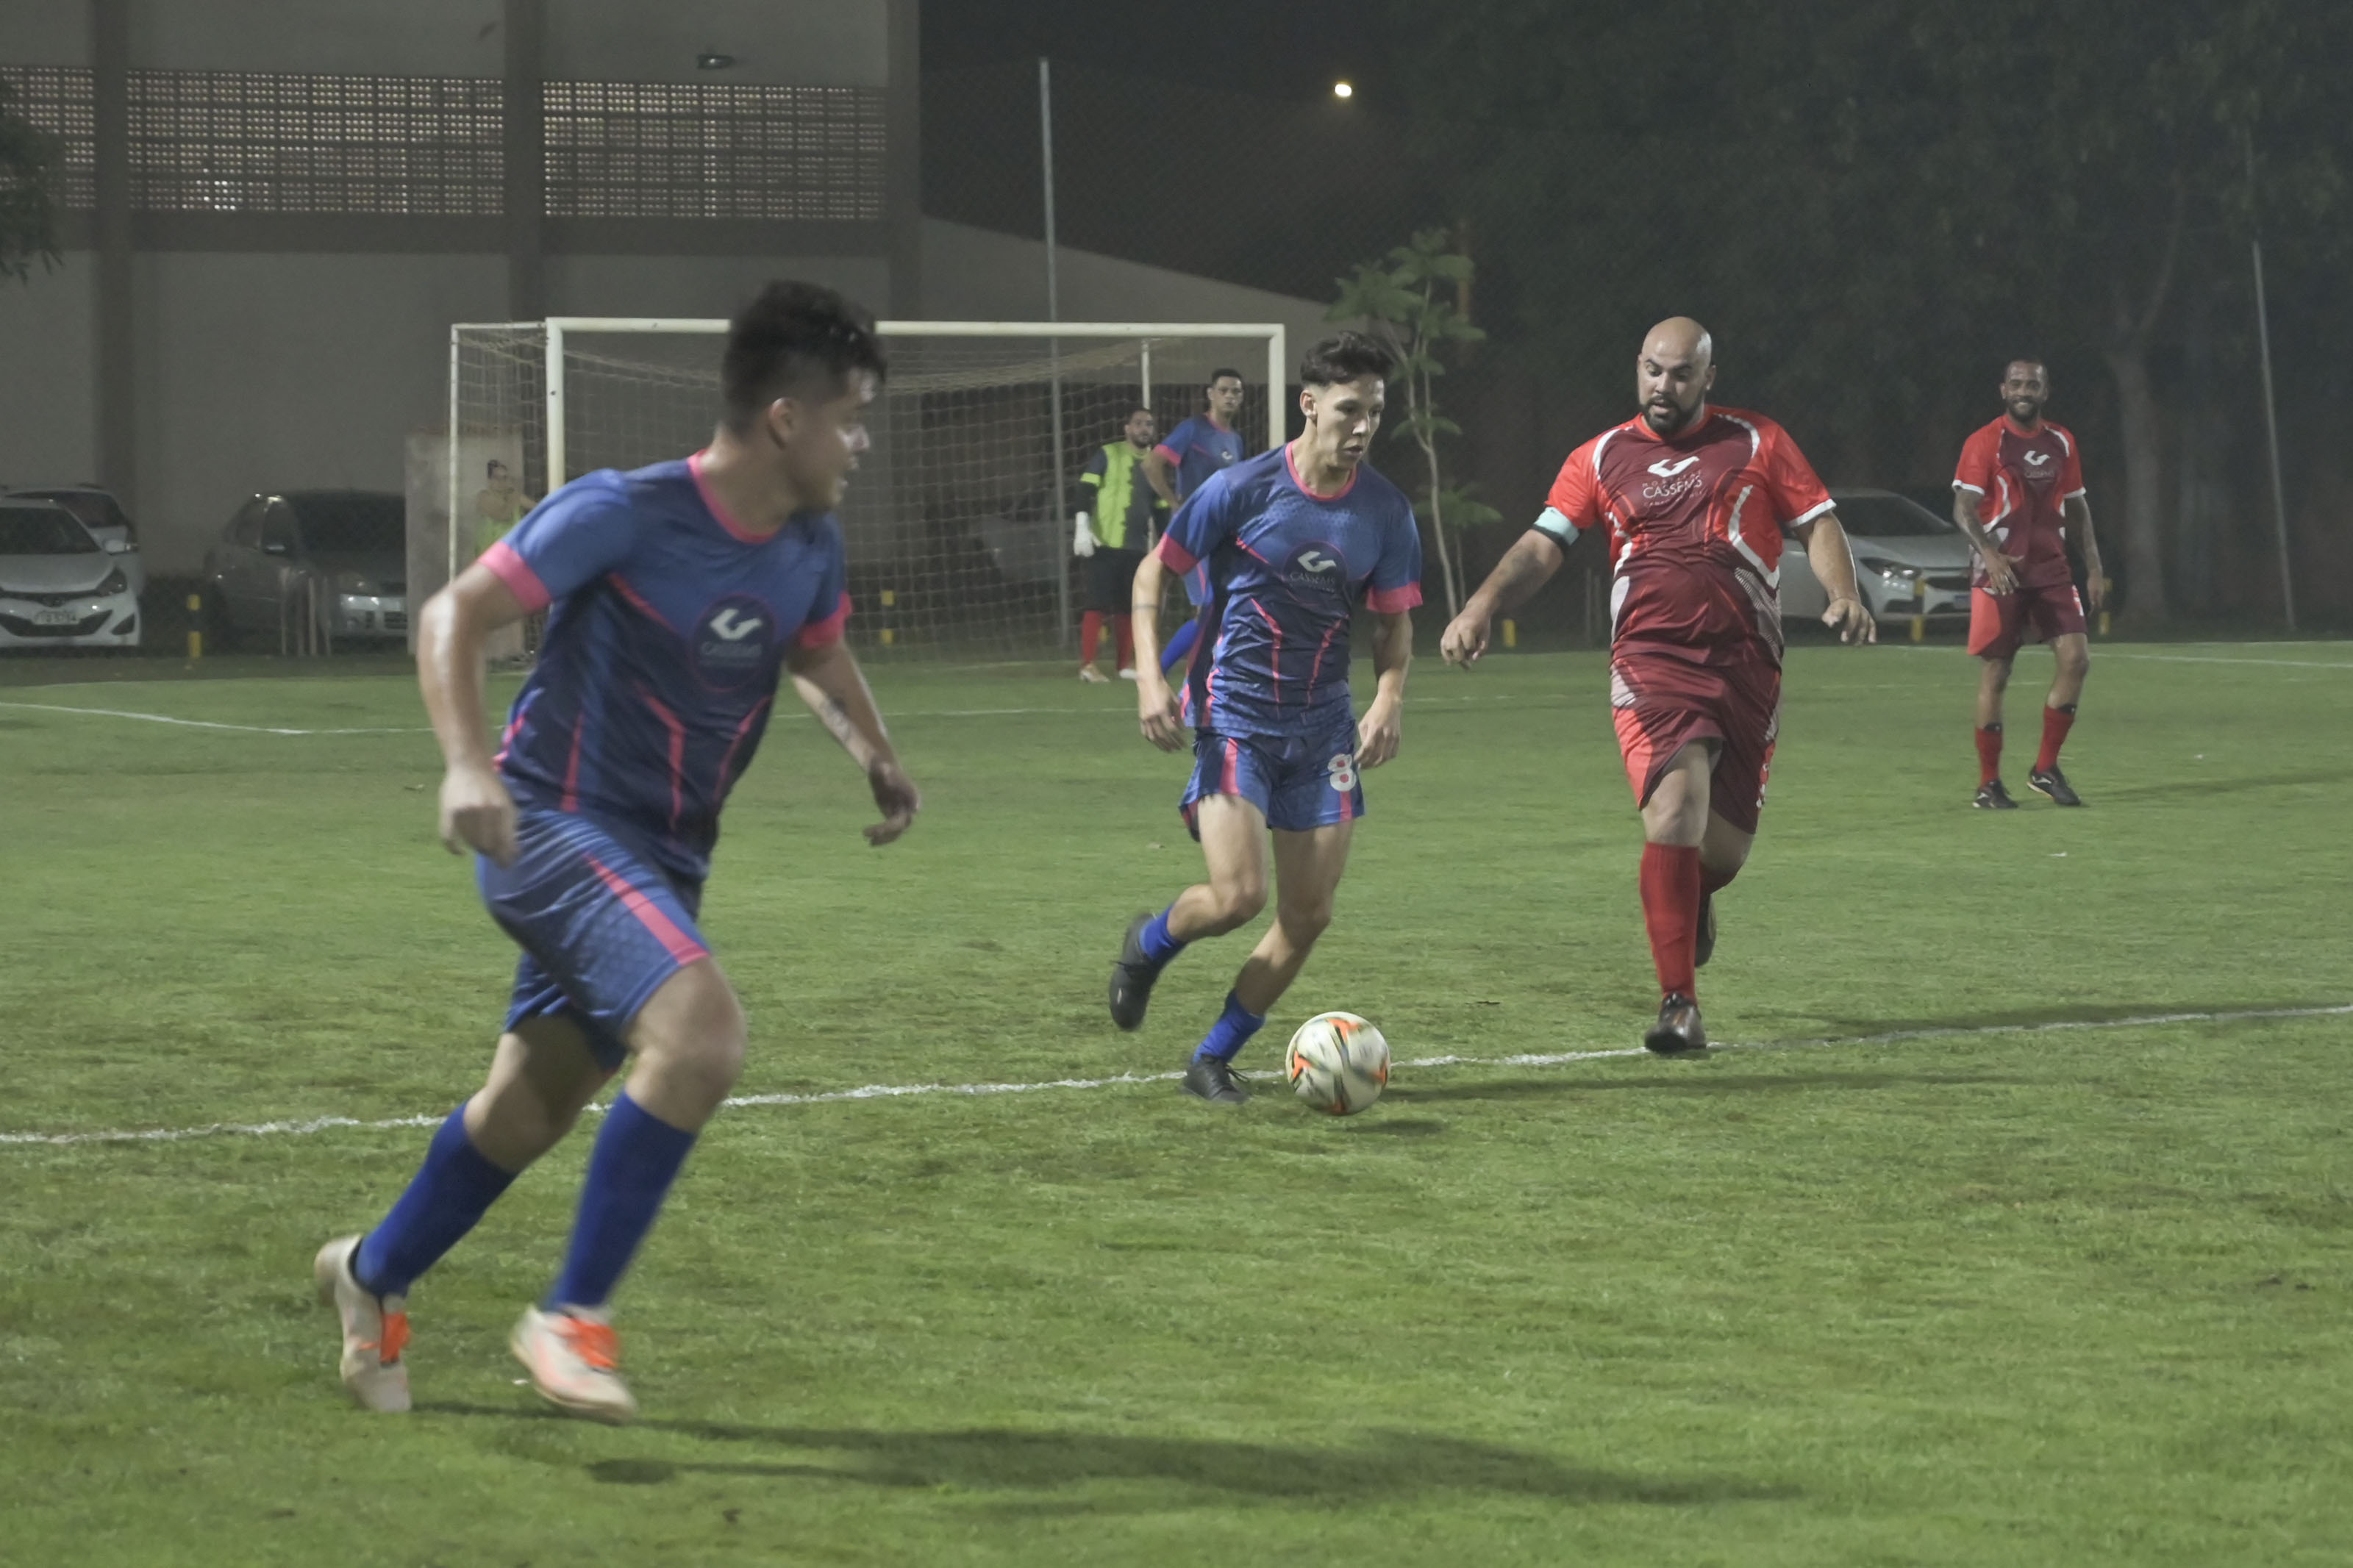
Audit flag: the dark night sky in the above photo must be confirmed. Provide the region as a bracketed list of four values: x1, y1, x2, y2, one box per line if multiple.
[920, 0, 1385, 103]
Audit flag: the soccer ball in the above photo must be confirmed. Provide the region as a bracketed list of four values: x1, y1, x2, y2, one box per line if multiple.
[1284, 1012, 1390, 1116]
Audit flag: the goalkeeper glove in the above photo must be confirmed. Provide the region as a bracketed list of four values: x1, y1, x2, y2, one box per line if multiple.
[1073, 512, 1097, 557]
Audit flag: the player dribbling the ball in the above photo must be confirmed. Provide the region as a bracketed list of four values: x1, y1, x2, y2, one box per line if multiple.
[1107, 332, 1423, 1104]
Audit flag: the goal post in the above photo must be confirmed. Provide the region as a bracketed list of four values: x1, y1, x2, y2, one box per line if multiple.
[434, 318, 1289, 659]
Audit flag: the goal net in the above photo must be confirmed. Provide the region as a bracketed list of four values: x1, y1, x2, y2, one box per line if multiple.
[421, 318, 1287, 657]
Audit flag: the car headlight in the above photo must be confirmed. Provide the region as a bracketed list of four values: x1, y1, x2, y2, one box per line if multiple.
[1854, 556, 1917, 583]
[99, 569, 127, 595]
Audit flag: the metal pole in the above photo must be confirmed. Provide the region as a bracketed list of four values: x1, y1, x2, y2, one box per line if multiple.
[446, 326, 464, 603]
[2246, 132, 2296, 631]
[544, 320, 567, 492]
[2250, 236, 2296, 631]
[1040, 57, 1071, 649]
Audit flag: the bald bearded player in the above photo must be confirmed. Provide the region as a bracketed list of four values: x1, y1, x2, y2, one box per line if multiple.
[1441, 319, 1874, 1053]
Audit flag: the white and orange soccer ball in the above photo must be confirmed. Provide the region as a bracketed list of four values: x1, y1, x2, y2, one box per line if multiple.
[1284, 1012, 1390, 1116]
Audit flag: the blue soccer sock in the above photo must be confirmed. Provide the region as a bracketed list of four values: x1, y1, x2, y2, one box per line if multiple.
[1193, 989, 1266, 1063]
[1138, 906, 1188, 969]
[544, 1092, 697, 1311]
[1160, 617, 1202, 673]
[353, 1106, 518, 1297]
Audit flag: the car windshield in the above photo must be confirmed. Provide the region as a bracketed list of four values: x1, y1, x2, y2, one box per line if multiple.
[1833, 495, 1954, 538]
[294, 495, 404, 554]
[13, 490, 132, 535]
[0, 506, 99, 555]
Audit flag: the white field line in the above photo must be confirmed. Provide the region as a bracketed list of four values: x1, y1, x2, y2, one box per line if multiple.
[0, 689, 1576, 737]
[1884, 645, 2353, 671]
[0, 698, 429, 735]
[6, 1001, 2346, 1150]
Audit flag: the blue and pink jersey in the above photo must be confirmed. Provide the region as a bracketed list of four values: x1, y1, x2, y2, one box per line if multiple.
[1154, 415, 1247, 501]
[1152, 443, 1422, 741]
[479, 454, 850, 881]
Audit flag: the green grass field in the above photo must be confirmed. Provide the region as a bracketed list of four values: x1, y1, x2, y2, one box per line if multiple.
[4, 639, 2350, 1566]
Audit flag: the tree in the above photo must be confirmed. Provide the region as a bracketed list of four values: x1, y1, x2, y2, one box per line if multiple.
[1379, 0, 2353, 620]
[0, 76, 63, 285]
[1329, 227, 1500, 618]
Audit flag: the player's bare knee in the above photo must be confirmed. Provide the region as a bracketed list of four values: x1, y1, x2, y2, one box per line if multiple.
[1203, 877, 1267, 932]
[1277, 895, 1334, 944]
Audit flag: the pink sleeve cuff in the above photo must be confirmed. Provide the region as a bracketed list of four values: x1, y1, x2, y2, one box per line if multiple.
[1367, 583, 1422, 614]
[793, 590, 852, 650]
[1151, 443, 1182, 466]
[1154, 534, 1199, 575]
[480, 539, 551, 614]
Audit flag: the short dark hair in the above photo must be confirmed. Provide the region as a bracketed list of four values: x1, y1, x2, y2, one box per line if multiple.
[1126, 405, 1154, 420]
[1299, 331, 1396, 387]
[485, 458, 507, 478]
[722, 280, 888, 429]
[1207, 368, 1245, 388]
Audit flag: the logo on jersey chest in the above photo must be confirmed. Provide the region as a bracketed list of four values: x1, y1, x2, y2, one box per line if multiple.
[693, 593, 777, 690]
[1632, 454, 1717, 504]
[1282, 540, 1350, 598]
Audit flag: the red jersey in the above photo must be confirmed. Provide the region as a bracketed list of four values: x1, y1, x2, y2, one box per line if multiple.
[1537, 404, 1833, 667]
[1952, 417, 2085, 591]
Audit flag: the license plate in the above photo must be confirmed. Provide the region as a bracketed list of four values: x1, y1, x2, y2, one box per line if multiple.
[35, 608, 79, 626]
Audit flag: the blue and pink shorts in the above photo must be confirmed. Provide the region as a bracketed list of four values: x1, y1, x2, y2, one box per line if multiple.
[476, 807, 710, 1070]
[1179, 718, 1365, 837]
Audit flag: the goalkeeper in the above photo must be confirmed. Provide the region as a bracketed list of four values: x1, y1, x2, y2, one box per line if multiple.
[1071, 407, 1169, 681]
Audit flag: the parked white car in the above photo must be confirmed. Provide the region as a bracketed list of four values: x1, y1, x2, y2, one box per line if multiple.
[0, 500, 141, 650]
[1780, 488, 1974, 624]
[4, 485, 146, 601]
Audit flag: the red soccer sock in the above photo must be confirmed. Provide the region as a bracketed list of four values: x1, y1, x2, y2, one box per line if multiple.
[1080, 610, 1104, 665]
[2035, 705, 2075, 772]
[1975, 723, 2003, 786]
[1114, 613, 1135, 671]
[1639, 842, 1703, 999]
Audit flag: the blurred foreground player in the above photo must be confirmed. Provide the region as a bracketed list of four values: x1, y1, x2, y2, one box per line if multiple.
[1440, 318, 1873, 1053]
[315, 282, 920, 1422]
[1110, 333, 1421, 1103]
[1952, 359, 2104, 809]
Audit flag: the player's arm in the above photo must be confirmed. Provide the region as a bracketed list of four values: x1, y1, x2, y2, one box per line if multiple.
[1790, 512, 1877, 645]
[2063, 494, 2105, 610]
[1074, 451, 1105, 556]
[1142, 443, 1180, 512]
[1951, 487, 2021, 595]
[1442, 526, 1567, 667]
[416, 562, 532, 864]
[1357, 610, 1413, 767]
[785, 638, 920, 846]
[1127, 548, 1186, 752]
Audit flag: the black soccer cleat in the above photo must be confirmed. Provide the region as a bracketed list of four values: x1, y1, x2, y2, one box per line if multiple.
[1643, 992, 1707, 1055]
[1695, 891, 1717, 968]
[1973, 779, 2019, 810]
[2027, 767, 2083, 807]
[1182, 1056, 1250, 1104]
[1108, 912, 1163, 1031]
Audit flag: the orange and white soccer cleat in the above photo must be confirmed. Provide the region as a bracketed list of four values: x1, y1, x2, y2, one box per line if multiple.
[510, 1305, 638, 1424]
[313, 1235, 412, 1413]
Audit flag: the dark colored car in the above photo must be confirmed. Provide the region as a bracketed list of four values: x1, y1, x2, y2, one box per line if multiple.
[204, 490, 407, 646]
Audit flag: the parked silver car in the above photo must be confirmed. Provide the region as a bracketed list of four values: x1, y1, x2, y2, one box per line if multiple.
[4, 485, 146, 600]
[1780, 488, 1974, 623]
[204, 490, 407, 648]
[0, 500, 141, 650]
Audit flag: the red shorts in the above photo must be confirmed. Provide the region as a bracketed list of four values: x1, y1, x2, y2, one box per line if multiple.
[1609, 651, 1780, 836]
[1968, 581, 2086, 659]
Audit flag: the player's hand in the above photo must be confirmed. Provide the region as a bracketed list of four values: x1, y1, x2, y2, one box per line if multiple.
[864, 759, 921, 846]
[1822, 595, 1877, 645]
[1072, 515, 1096, 558]
[1357, 696, 1402, 768]
[1136, 673, 1186, 752]
[2085, 568, 2107, 612]
[1979, 548, 2022, 596]
[440, 761, 518, 865]
[1440, 609, 1491, 667]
